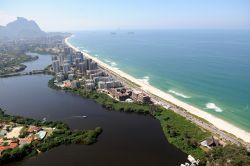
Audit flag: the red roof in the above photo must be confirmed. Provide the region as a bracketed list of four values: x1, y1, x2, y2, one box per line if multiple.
[0, 143, 18, 152]
[27, 126, 42, 133]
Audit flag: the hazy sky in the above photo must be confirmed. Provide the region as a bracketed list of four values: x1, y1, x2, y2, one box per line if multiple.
[0, 0, 250, 31]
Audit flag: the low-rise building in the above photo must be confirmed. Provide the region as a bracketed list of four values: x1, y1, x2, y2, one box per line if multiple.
[93, 76, 113, 83]
[98, 81, 107, 89]
[63, 80, 71, 88]
[71, 80, 81, 89]
[86, 69, 102, 76]
[27, 126, 42, 133]
[89, 71, 106, 79]
[0, 130, 7, 137]
[56, 73, 65, 82]
[98, 80, 122, 89]
[109, 88, 131, 101]
[68, 73, 75, 81]
[85, 83, 95, 91]
[131, 90, 151, 104]
[35, 131, 47, 140]
[19, 137, 33, 147]
[200, 136, 222, 149]
[138, 93, 151, 104]
[0, 143, 18, 155]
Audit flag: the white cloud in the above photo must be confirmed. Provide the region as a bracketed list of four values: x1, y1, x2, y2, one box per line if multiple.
[0, 11, 16, 26]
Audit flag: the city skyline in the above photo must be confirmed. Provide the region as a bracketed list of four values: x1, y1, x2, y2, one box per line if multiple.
[0, 0, 250, 31]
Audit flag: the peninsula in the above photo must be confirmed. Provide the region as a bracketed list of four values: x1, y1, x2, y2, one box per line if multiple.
[0, 108, 102, 164]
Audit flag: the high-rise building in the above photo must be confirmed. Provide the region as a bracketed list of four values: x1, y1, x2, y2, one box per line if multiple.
[64, 47, 72, 55]
[52, 55, 57, 61]
[63, 62, 70, 74]
[52, 60, 60, 73]
[86, 59, 92, 70]
[86, 58, 98, 70]
[79, 62, 87, 74]
[75, 58, 82, 70]
[58, 54, 64, 66]
[89, 61, 98, 70]
[76, 51, 84, 61]
[66, 54, 73, 64]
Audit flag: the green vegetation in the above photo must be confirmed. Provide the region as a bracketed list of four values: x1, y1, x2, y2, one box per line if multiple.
[49, 80, 209, 161]
[70, 87, 152, 114]
[0, 108, 102, 164]
[0, 54, 38, 75]
[30, 47, 58, 55]
[155, 109, 210, 164]
[35, 127, 102, 153]
[48, 77, 61, 90]
[0, 108, 66, 128]
[206, 145, 250, 166]
[48, 78, 250, 165]
[1, 54, 37, 67]
[19, 127, 29, 138]
[0, 144, 37, 164]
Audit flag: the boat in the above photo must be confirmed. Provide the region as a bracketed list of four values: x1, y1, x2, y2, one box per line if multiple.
[72, 115, 87, 118]
[42, 117, 47, 123]
[180, 155, 199, 166]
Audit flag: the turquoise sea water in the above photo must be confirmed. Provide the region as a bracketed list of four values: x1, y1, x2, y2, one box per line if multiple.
[69, 30, 250, 131]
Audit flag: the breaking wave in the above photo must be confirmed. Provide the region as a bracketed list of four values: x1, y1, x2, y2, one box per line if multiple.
[168, 90, 191, 99]
[139, 76, 150, 85]
[104, 59, 117, 67]
[110, 62, 117, 67]
[80, 49, 90, 53]
[104, 59, 111, 63]
[205, 103, 223, 112]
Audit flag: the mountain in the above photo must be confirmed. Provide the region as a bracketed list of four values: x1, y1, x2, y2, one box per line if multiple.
[0, 17, 46, 39]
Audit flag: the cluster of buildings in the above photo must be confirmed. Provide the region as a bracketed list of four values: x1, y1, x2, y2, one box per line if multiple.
[0, 35, 68, 75]
[51, 46, 152, 104]
[107, 88, 151, 103]
[0, 122, 51, 156]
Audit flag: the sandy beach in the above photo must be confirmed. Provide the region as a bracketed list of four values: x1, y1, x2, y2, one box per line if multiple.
[65, 36, 250, 144]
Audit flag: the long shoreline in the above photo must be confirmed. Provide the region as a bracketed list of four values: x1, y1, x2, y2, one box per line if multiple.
[65, 36, 250, 144]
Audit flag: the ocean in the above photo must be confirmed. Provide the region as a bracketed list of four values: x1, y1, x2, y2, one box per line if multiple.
[68, 30, 250, 131]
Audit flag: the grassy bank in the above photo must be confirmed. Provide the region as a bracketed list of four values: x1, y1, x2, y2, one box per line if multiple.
[48, 79, 209, 162]
[155, 110, 209, 162]
[48, 78, 250, 165]
[0, 54, 38, 75]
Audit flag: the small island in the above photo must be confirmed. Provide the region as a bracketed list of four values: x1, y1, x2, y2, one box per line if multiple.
[0, 108, 102, 164]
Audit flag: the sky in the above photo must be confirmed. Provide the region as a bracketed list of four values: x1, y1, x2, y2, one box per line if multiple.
[0, 0, 250, 31]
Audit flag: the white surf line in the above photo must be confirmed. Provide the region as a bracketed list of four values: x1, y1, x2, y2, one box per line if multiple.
[65, 36, 250, 144]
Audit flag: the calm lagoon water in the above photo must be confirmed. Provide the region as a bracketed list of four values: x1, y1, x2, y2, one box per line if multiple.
[0, 54, 186, 165]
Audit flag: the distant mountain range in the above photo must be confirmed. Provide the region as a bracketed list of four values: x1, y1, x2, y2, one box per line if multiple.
[0, 17, 69, 40]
